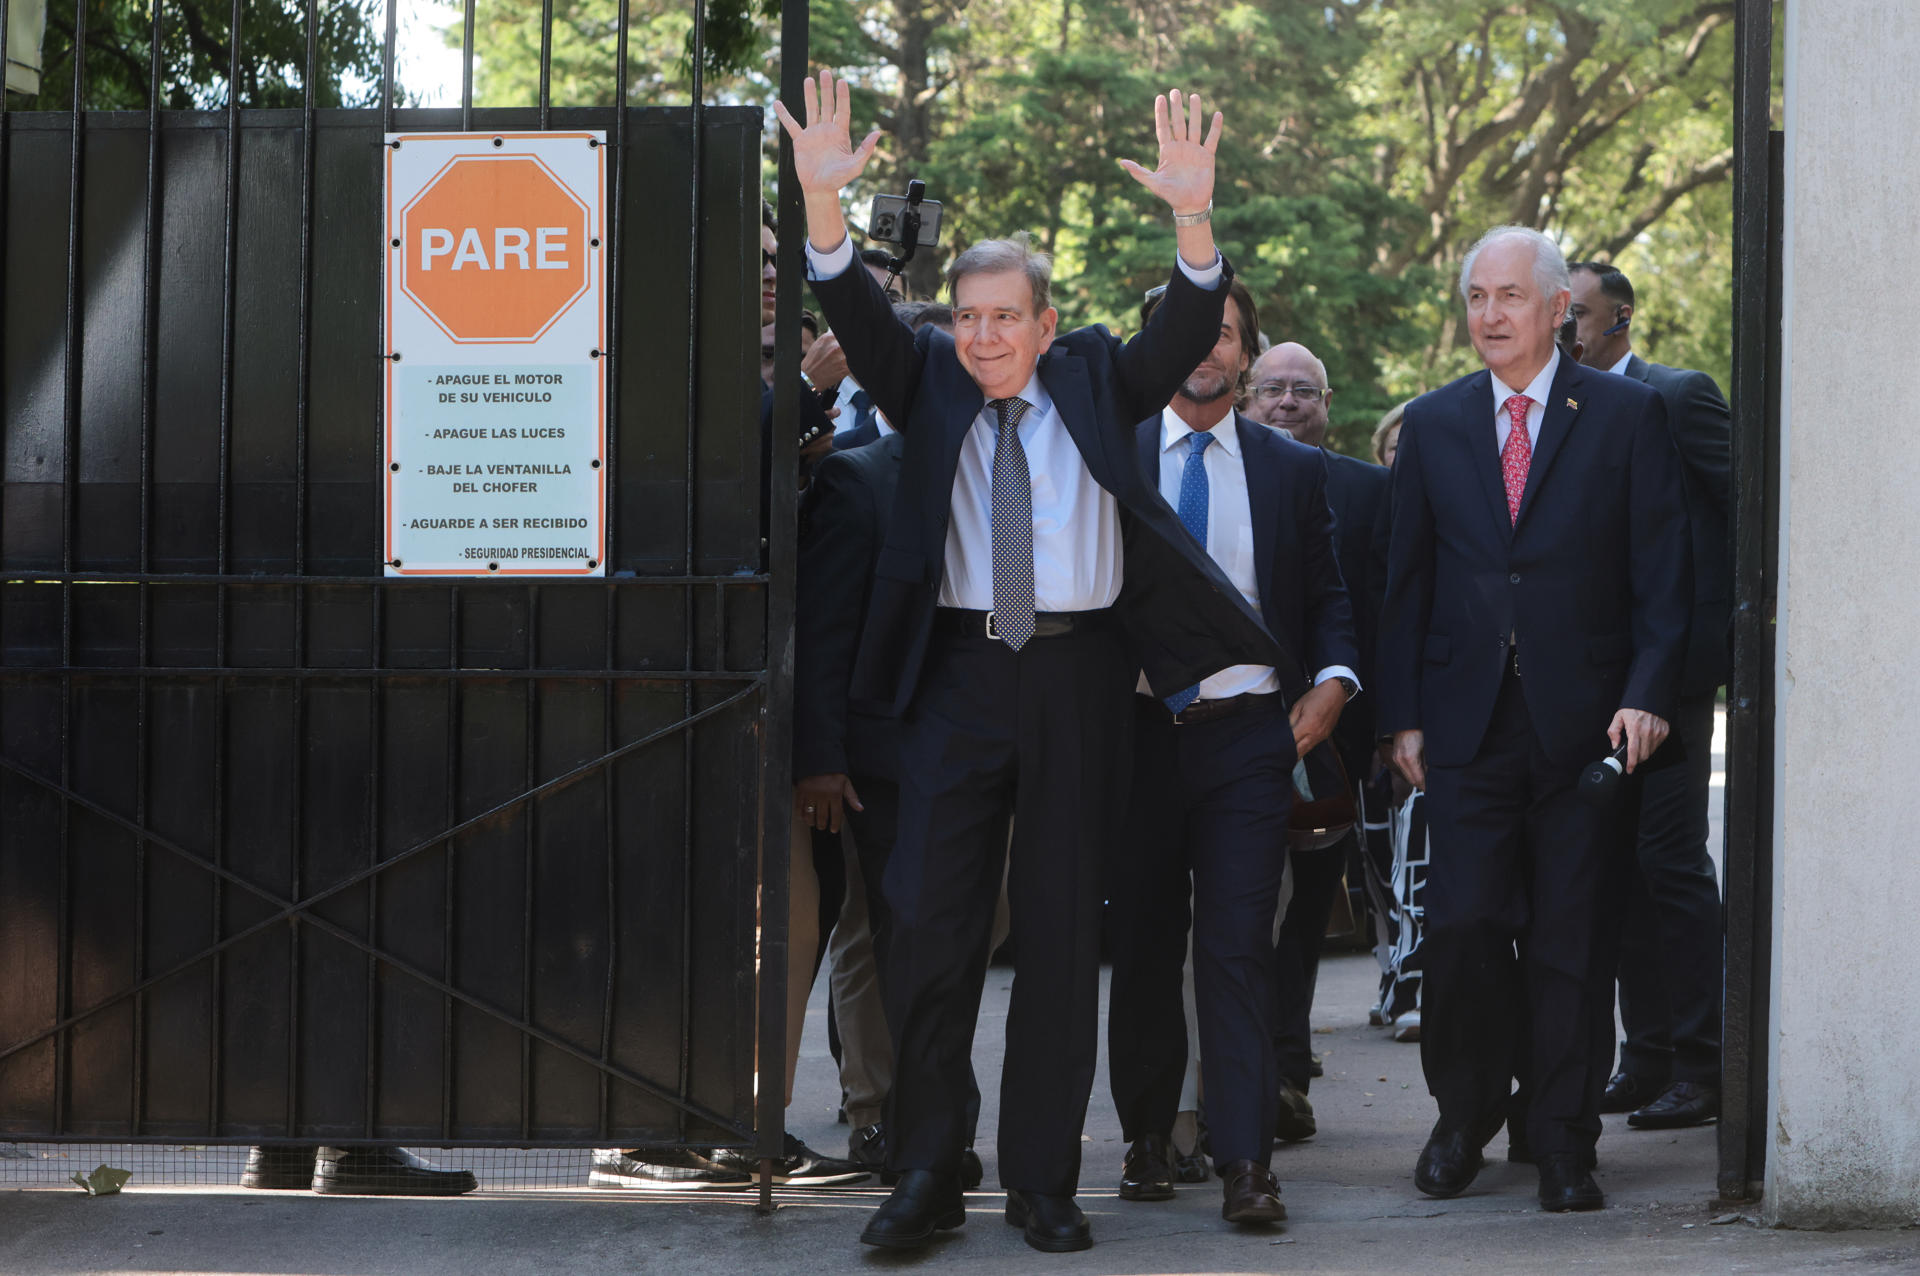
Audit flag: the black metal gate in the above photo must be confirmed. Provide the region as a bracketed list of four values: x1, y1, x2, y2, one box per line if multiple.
[0, 1, 795, 1162]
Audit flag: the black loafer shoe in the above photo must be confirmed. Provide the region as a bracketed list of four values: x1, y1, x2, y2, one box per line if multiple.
[1005, 1189, 1093, 1253]
[1537, 1152, 1605, 1212]
[1118, 1134, 1175, 1202]
[1413, 1127, 1485, 1198]
[240, 1145, 317, 1191]
[1628, 1080, 1720, 1129]
[311, 1147, 477, 1196]
[1275, 1080, 1318, 1143]
[849, 1122, 886, 1171]
[960, 1148, 985, 1190]
[1218, 1159, 1287, 1225]
[860, 1171, 966, 1250]
[1600, 1071, 1666, 1115]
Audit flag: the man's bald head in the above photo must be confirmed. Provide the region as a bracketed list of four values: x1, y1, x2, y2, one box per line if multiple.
[1245, 342, 1332, 447]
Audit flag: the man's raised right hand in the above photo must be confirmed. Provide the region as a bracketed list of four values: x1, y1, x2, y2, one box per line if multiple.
[773, 69, 880, 200]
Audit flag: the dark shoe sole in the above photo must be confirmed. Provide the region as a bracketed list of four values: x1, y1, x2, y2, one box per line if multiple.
[238, 1173, 311, 1191]
[311, 1173, 477, 1197]
[1223, 1200, 1288, 1225]
[1117, 1181, 1175, 1202]
[859, 1207, 966, 1249]
[1414, 1156, 1484, 1199]
[1626, 1111, 1718, 1130]
[1005, 1197, 1093, 1253]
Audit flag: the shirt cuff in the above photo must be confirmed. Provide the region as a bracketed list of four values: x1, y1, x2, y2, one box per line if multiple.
[1314, 666, 1361, 697]
[1175, 250, 1224, 289]
[805, 235, 855, 282]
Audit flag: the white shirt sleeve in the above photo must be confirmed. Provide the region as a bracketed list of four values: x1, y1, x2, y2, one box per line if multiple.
[804, 235, 856, 282]
[1314, 665, 1361, 696]
[1175, 250, 1224, 289]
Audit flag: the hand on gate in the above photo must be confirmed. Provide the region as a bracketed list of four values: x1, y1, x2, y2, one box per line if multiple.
[795, 772, 864, 833]
[773, 70, 880, 198]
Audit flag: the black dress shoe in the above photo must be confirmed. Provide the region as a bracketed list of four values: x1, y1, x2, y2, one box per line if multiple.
[860, 1170, 966, 1250]
[1600, 1071, 1666, 1115]
[311, 1147, 477, 1196]
[1537, 1152, 1605, 1212]
[240, 1145, 317, 1190]
[1118, 1134, 1175, 1202]
[849, 1122, 886, 1170]
[1218, 1159, 1286, 1225]
[1275, 1080, 1317, 1142]
[1005, 1189, 1093, 1253]
[1413, 1127, 1485, 1198]
[1628, 1081, 1720, 1129]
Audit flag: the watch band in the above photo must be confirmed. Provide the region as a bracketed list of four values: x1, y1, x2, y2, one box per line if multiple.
[1172, 201, 1213, 228]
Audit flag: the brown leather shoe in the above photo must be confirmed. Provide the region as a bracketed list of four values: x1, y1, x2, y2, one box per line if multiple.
[1218, 1159, 1286, 1225]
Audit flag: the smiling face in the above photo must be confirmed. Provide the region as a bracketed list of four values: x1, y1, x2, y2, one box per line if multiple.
[951, 269, 1057, 402]
[1245, 343, 1331, 447]
[1465, 236, 1568, 389]
[760, 225, 779, 326]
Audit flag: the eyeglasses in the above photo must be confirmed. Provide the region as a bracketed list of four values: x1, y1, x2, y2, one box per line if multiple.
[1251, 382, 1327, 403]
[762, 249, 778, 270]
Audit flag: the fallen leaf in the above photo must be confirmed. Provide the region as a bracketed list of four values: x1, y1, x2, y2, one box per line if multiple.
[1709, 1213, 1743, 1226]
[70, 1165, 132, 1196]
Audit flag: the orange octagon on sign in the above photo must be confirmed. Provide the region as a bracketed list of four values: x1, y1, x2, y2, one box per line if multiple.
[399, 154, 592, 343]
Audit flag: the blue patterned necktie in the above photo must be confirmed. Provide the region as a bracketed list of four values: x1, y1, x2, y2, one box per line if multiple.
[849, 387, 876, 436]
[987, 397, 1036, 650]
[1164, 430, 1215, 715]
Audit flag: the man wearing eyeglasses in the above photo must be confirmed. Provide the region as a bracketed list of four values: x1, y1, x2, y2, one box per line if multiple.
[1243, 343, 1393, 1138]
[777, 71, 1280, 1253]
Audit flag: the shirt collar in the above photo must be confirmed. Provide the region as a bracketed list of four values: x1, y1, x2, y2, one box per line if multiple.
[1490, 346, 1561, 413]
[988, 371, 1053, 424]
[1607, 349, 1633, 376]
[1160, 405, 1242, 457]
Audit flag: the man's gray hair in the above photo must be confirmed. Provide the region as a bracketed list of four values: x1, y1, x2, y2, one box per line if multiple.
[1457, 225, 1571, 302]
[947, 233, 1053, 316]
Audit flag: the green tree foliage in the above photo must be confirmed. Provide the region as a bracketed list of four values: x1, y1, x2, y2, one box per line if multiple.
[18, 0, 386, 109]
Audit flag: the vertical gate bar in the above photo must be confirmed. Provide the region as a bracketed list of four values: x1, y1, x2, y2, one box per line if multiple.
[678, 0, 706, 1150]
[380, 0, 398, 135]
[599, 0, 633, 1140]
[205, 0, 248, 1138]
[363, 584, 386, 1141]
[0, 0, 11, 575]
[1720, 0, 1775, 1203]
[459, 0, 476, 131]
[759, 0, 810, 1196]
[52, 0, 92, 1138]
[537, 0, 554, 129]
[440, 586, 463, 1140]
[520, 587, 539, 1140]
[130, 0, 169, 1137]
[287, 0, 323, 1137]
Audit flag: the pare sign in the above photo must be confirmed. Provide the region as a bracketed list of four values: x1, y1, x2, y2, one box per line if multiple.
[393, 146, 598, 344]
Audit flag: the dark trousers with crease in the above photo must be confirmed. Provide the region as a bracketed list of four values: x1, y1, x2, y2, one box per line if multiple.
[1418, 668, 1629, 1158]
[1271, 838, 1349, 1092]
[882, 616, 1128, 1195]
[1107, 693, 1296, 1170]
[1615, 689, 1723, 1088]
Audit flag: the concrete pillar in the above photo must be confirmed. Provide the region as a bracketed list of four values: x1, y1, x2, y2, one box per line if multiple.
[1768, 0, 1920, 1229]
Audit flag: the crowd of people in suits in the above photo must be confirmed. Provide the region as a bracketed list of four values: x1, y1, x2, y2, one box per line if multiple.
[583, 68, 1731, 1257]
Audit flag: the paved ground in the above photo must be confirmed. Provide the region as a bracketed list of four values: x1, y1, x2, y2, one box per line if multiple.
[9, 713, 1916, 1273]
[5, 945, 1917, 1274]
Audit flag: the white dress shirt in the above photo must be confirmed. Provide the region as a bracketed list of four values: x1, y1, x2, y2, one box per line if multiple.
[1138, 409, 1359, 702]
[1490, 347, 1561, 454]
[805, 233, 1225, 613]
[1606, 349, 1633, 376]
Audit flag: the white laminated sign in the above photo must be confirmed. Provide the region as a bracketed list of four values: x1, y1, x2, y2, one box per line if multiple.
[383, 131, 607, 576]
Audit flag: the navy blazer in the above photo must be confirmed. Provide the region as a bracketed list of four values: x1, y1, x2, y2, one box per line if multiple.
[1320, 447, 1390, 768]
[1135, 412, 1359, 694]
[1625, 353, 1731, 695]
[793, 432, 904, 782]
[1376, 356, 1692, 772]
[809, 254, 1280, 718]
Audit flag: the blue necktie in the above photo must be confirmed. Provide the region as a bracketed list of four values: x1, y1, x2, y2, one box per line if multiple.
[1164, 430, 1215, 715]
[849, 387, 876, 436]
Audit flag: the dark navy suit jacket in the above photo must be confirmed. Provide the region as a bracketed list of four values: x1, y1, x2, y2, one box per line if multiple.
[808, 255, 1280, 718]
[1133, 412, 1359, 695]
[1376, 355, 1692, 772]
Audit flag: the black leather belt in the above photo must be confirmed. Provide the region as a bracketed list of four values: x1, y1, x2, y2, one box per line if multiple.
[1172, 690, 1279, 726]
[934, 607, 1113, 641]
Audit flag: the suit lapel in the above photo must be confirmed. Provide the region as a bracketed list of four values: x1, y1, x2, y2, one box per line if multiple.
[1459, 370, 1513, 545]
[1039, 351, 1110, 485]
[1514, 358, 1585, 531]
[1237, 415, 1278, 623]
[1625, 352, 1653, 385]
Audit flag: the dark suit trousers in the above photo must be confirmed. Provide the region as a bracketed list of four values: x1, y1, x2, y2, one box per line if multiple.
[1271, 839, 1348, 1092]
[1419, 669, 1629, 1157]
[1107, 694, 1295, 1169]
[883, 616, 1128, 1195]
[1615, 689, 1723, 1086]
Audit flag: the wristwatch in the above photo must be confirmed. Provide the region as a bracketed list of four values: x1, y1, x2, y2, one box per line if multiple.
[1335, 675, 1359, 701]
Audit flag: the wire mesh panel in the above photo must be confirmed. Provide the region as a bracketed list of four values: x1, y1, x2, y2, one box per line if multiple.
[0, 0, 791, 1159]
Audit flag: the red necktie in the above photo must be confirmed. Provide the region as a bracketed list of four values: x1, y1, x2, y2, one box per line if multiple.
[1501, 394, 1532, 524]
